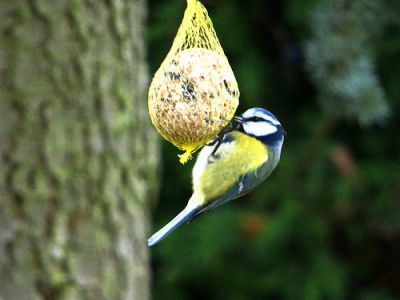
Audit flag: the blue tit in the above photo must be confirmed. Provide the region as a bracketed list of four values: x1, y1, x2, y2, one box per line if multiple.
[148, 107, 285, 246]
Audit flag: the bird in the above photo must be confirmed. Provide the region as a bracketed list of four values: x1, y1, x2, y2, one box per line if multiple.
[148, 107, 285, 246]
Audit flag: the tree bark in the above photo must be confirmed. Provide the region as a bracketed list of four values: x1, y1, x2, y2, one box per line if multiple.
[0, 0, 158, 299]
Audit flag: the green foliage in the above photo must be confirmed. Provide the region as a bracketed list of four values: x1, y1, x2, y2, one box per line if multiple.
[305, 0, 390, 125]
[148, 0, 400, 299]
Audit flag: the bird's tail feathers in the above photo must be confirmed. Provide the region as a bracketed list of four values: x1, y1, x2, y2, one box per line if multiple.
[147, 201, 200, 247]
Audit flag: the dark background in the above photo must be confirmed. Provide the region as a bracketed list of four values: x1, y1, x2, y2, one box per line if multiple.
[147, 0, 400, 299]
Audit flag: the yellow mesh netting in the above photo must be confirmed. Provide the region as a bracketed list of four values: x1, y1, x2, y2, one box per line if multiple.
[163, 0, 225, 63]
[148, 0, 239, 164]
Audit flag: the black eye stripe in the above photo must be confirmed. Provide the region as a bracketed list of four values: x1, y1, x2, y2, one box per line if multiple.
[245, 116, 275, 124]
[246, 116, 264, 122]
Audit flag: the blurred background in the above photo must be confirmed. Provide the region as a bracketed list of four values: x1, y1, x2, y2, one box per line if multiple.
[147, 0, 400, 299]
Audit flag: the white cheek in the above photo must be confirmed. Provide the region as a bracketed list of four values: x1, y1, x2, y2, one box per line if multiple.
[243, 122, 277, 136]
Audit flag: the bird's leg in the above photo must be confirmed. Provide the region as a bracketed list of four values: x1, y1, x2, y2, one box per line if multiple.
[209, 121, 234, 156]
[206, 137, 219, 146]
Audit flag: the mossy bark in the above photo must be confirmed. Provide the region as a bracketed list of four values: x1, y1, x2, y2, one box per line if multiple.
[0, 0, 158, 299]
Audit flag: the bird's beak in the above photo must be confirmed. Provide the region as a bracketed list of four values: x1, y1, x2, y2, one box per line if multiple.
[234, 116, 244, 124]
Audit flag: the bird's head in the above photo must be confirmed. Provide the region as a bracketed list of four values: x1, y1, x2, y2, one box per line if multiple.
[234, 107, 285, 148]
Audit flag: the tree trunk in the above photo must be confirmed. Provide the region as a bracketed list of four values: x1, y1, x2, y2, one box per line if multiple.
[0, 0, 158, 299]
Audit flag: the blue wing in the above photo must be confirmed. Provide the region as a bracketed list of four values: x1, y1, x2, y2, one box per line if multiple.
[189, 160, 271, 221]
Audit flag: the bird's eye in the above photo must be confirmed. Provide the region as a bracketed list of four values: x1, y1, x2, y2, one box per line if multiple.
[249, 116, 263, 122]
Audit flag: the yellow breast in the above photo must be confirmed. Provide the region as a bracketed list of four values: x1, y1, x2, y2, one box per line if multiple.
[196, 131, 268, 202]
